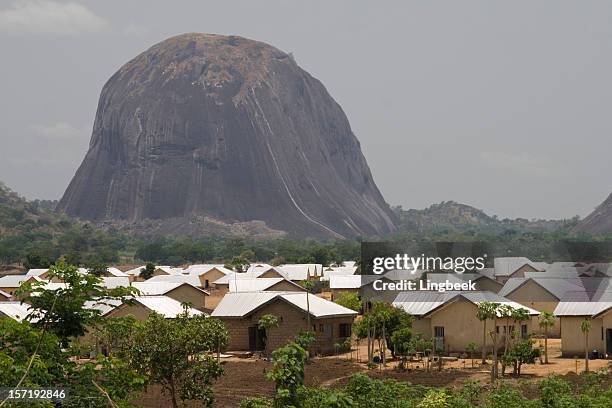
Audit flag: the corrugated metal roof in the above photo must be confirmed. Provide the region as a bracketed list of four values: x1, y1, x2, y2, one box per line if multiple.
[494, 257, 542, 276]
[133, 296, 203, 318]
[0, 275, 40, 287]
[329, 275, 378, 289]
[101, 277, 131, 289]
[499, 277, 585, 299]
[393, 291, 539, 317]
[226, 278, 302, 292]
[183, 264, 233, 276]
[25, 269, 48, 277]
[146, 275, 202, 287]
[211, 292, 357, 318]
[0, 302, 34, 322]
[132, 282, 183, 295]
[212, 292, 278, 317]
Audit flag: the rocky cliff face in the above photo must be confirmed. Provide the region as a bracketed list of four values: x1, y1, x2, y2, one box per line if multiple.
[573, 192, 612, 235]
[58, 33, 396, 238]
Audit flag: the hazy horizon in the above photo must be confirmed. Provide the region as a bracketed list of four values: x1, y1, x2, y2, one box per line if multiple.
[1, 1, 611, 220]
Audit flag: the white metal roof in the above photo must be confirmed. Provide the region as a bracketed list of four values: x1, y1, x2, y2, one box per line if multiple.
[280, 264, 323, 278]
[101, 277, 131, 289]
[494, 257, 542, 276]
[0, 289, 11, 298]
[123, 266, 146, 276]
[106, 267, 129, 277]
[329, 275, 379, 289]
[0, 302, 35, 322]
[183, 264, 233, 276]
[393, 291, 540, 317]
[146, 274, 202, 286]
[499, 277, 586, 299]
[227, 278, 300, 292]
[211, 292, 357, 318]
[0, 275, 41, 288]
[131, 282, 207, 295]
[132, 296, 203, 318]
[25, 269, 49, 277]
[322, 266, 358, 278]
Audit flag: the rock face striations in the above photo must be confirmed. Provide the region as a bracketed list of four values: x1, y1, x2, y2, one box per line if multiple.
[58, 33, 396, 238]
[573, 192, 612, 235]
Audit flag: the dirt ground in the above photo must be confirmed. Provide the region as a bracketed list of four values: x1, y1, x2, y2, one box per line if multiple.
[135, 339, 612, 407]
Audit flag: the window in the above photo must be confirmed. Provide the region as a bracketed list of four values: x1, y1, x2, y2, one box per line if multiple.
[434, 326, 444, 338]
[339, 323, 351, 338]
[204, 279, 210, 288]
[323, 324, 333, 338]
[521, 324, 528, 339]
[496, 326, 500, 334]
[319, 324, 324, 333]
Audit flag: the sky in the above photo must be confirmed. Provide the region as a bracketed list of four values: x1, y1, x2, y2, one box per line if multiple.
[1, 0, 611, 220]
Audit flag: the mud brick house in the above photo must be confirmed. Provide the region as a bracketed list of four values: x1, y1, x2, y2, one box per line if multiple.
[393, 291, 539, 354]
[212, 292, 357, 355]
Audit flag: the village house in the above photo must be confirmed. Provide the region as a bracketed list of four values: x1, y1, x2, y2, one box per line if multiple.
[183, 264, 234, 289]
[131, 282, 210, 311]
[499, 277, 586, 337]
[102, 295, 203, 320]
[393, 291, 540, 354]
[493, 257, 544, 283]
[554, 289, 612, 357]
[212, 292, 357, 355]
[0, 275, 42, 296]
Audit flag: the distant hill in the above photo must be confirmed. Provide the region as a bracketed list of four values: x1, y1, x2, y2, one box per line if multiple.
[395, 201, 578, 234]
[0, 181, 65, 236]
[573, 192, 612, 235]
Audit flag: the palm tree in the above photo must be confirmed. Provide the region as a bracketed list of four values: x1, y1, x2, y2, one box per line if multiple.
[498, 304, 514, 354]
[258, 314, 280, 359]
[489, 303, 501, 381]
[539, 312, 555, 364]
[581, 318, 591, 372]
[477, 301, 496, 364]
[301, 279, 316, 332]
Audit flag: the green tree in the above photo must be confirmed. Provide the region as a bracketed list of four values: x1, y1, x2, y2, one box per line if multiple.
[476, 301, 496, 364]
[333, 292, 362, 313]
[301, 280, 316, 333]
[502, 338, 540, 376]
[259, 314, 280, 359]
[267, 342, 307, 408]
[581, 318, 591, 373]
[87, 263, 108, 277]
[140, 263, 156, 280]
[538, 311, 555, 364]
[17, 261, 137, 346]
[129, 312, 227, 408]
[466, 342, 478, 368]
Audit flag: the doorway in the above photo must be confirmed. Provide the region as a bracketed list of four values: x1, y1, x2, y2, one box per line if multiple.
[248, 325, 266, 351]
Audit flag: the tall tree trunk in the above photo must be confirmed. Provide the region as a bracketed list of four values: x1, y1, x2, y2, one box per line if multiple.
[544, 329, 549, 364]
[306, 291, 311, 331]
[382, 324, 386, 366]
[584, 333, 589, 372]
[491, 316, 498, 382]
[481, 320, 487, 364]
[169, 380, 179, 408]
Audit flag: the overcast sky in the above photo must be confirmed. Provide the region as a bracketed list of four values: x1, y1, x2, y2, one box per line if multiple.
[1, 1, 611, 220]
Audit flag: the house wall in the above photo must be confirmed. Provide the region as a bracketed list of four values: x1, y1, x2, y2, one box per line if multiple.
[199, 269, 226, 289]
[427, 299, 536, 354]
[219, 299, 355, 355]
[559, 316, 603, 357]
[269, 281, 305, 292]
[259, 269, 285, 279]
[475, 279, 503, 293]
[166, 285, 208, 311]
[0, 287, 18, 295]
[505, 280, 560, 337]
[497, 264, 540, 284]
[104, 303, 152, 321]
